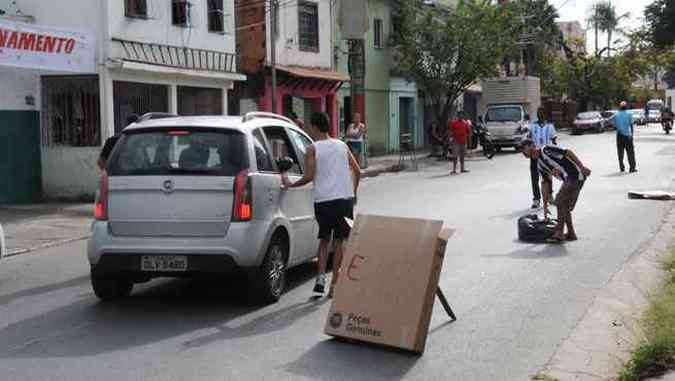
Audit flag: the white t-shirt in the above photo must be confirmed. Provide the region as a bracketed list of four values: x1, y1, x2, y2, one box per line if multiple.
[313, 139, 354, 203]
[529, 121, 557, 149]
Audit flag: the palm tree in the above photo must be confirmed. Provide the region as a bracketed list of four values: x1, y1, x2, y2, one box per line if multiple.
[589, 1, 629, 57]
[588, 3, 601, 55]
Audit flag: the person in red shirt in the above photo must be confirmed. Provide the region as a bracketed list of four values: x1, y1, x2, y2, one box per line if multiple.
[449, 111, 472, 174]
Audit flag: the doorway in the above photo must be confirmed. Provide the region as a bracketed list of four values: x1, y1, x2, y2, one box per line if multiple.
[399, 97, 413, 134]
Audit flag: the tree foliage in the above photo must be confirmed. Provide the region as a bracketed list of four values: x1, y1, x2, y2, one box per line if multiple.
[390, 0, 517, 126]
[588, 1, 630, 57]
[644, 0, 675, 49]
[503, 0, 560, 76]
[545, 30, 674, 111]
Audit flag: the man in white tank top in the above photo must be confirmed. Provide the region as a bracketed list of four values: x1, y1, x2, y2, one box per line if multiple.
[282, 112, 361, 297]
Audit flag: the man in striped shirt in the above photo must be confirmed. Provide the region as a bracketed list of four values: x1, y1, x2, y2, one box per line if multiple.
[520, 139, 592, 242]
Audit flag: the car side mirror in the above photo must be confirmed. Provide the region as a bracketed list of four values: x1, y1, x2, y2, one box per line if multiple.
[276, 157, 294, 172]
[524, 114, 530, 121]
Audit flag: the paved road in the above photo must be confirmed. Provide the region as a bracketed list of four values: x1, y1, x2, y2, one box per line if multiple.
[1, 125, 674, 381]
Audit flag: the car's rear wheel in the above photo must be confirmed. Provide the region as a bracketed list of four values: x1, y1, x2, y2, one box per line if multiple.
[253, 236, 287, 304]
[91, 274, 133, 301]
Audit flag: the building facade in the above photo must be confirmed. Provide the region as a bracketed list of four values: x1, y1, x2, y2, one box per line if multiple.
[0, 0, 244, 201]
[234, 0, 348, 137]
[336, 0, 424, 155]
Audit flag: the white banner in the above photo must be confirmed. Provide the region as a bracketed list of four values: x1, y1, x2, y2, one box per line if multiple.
[0, 20, 95, 73]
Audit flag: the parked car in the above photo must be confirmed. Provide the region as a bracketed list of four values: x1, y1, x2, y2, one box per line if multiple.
[88, 112, 319, 303]
[628, 109, 646, 126]
[601, 110, 618, 130]
[572, 111, 605, 134]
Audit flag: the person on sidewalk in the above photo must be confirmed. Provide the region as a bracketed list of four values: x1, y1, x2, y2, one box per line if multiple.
[520, 139, 591, 243]
[449, 111, 471, 174]
[281, 112, 361, 297]
[345, 112, 367, 166]
[527, 107, 558, 209]
[615, 101, 637, 173]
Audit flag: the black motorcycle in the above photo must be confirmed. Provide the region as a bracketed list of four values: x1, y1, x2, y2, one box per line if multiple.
[473, 122, 496, 159]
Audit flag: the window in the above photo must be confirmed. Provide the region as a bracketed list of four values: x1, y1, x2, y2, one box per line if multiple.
[208, 0, 225, 33]
[41, 76, 101, 147]
[113, 81, 169, 134]
[263, 126, 302, 174]
[298, 1, 319, 52]
[287, 128, 312, 172]
[125, 0, 147, 18]
[178, 86, 223, 116]
[108, 129, 247, 176]
[373, 18, 383, 48]
[252, 129, 275, 172]
[172, 0, 191, 27]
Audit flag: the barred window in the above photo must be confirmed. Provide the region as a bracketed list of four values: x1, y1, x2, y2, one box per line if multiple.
[208, 0, 225, 33]
[373, 18, 383, 48]
[298, 1, 318, 52]
[41, 76, 101, 147]
[125, 0, 147, 18]
[172, 0, 191, 26]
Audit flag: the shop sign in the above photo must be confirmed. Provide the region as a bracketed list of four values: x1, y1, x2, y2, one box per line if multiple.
[0, 19, 95, 73]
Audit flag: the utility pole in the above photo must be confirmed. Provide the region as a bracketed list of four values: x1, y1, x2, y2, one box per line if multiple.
[270, 0, 279, 113]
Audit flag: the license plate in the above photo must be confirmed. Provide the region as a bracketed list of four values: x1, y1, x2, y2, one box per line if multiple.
[141, 256, 188, 272]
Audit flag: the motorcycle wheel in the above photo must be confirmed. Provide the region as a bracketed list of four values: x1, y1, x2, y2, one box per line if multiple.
[484, 143, 495, 159]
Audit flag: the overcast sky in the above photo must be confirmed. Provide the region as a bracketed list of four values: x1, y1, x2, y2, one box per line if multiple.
[555, 0, 653, 51]
[557, 0, 651, 31]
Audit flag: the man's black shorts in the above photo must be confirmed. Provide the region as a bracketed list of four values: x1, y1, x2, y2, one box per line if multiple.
[314, 198, 354, 240]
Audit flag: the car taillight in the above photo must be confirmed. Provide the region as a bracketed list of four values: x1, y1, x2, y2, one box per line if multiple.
[232, 169, 252, 222]
[95, 171, 109, 221]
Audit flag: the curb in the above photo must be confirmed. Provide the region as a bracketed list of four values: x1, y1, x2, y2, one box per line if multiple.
[362, 164, 402, 178]
[5, 235, 89, 258]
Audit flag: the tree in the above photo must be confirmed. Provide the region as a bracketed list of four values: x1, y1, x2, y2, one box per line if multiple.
[644, 0, 675, 49]
[390, 0, 517, 126]
[588, 1, 629, 57]
[503, 0, 560, 76]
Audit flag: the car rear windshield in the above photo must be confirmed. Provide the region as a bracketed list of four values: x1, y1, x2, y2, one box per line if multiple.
[485, 107, 522, 122]
[108, 128, 248, 176]
[578, 112, 600, 120]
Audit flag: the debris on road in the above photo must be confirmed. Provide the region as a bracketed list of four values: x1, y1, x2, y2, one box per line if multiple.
[628, 191, 675, 201]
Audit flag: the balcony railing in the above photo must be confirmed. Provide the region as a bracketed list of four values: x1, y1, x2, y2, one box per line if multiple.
[112, 38, 238, 74]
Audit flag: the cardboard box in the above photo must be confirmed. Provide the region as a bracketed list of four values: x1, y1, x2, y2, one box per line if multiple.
[324, 215, 454, 353]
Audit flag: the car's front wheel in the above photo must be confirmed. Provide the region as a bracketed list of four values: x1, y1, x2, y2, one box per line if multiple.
[91, 274, 133, 301]
[253, 236, 288, 304]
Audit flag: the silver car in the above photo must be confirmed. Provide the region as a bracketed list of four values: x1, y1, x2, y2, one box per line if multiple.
[88, 112, 319, 303]
[572, 111, 605, 134]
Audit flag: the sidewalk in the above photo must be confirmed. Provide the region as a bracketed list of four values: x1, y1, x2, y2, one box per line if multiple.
[0, 203, 92, 257]
[362, 148, 486, 177]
